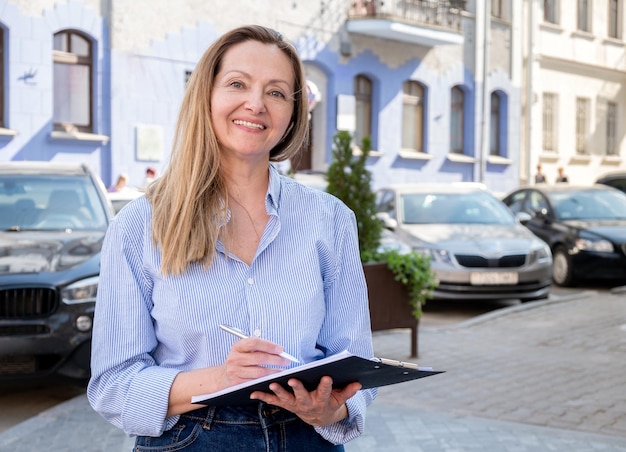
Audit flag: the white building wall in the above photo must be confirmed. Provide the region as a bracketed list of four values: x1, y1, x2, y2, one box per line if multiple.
[528, 0, 626, 185]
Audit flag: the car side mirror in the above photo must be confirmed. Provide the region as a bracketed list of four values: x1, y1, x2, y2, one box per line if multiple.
[515, 211, 532, 224]
[533, 208, 550, 221]
[375, 212, 398, 230]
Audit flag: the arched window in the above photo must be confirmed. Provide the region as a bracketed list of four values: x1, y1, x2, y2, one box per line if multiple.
[490, 91, 501, 156]
[354, 75, 372, 147]
[402, 80, 425, 152]
[450, 86, 465, 153]
[0, 28, 4, 128]
[53, 30, 93, 133]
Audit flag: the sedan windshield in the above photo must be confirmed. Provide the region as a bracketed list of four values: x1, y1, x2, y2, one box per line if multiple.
[549, 189, 626, 220]
[400, 192, 516, 225]
[0, 174, 109, 231]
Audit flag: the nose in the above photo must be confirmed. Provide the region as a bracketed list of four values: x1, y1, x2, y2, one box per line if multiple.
[245, 88, 266, 114]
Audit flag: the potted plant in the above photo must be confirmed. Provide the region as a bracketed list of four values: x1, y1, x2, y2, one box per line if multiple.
[326, 131, 437, 357]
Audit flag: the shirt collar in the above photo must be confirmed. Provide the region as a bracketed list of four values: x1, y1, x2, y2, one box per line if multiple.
[267, 164, 282, 210]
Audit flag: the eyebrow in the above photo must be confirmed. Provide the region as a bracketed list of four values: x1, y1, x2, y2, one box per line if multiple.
[221, 70, 292, 89]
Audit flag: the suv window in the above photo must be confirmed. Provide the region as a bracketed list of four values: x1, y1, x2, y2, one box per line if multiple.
[0, 174, 109, 230]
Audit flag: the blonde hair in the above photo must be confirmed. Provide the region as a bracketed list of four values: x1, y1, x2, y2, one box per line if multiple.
[148, 25, 309, 275]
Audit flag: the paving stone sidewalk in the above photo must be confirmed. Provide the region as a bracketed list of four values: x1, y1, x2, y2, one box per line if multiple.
[1, 290, 625, 451]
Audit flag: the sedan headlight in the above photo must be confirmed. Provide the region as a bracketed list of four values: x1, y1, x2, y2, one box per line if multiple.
[414, 247, 453, 265]
[529, 245, 552, 264]
[574, 238, 614, 253]
[61, 276, 99, 304]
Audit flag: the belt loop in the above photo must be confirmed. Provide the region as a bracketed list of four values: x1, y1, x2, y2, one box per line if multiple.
[260, 402, 282, 417]
[202, 405, 217, 430]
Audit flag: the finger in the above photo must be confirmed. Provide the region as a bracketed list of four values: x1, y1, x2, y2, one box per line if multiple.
[331, 382, 362, 404]
[236, 337, 289, 358]
[315, 376, 334, 399]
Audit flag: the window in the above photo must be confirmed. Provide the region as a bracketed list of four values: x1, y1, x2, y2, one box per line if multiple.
[354, 75, 372, 148]
[576, 97, 590, 155]
[489, 92, 502, 156]
[542, 93, 557, 152]
[607, 102, 617, 156]
[402, 80, 425, 152]
[450, 86, 464, 153]
[53, 30, 93, 133]
[491, 0, 503, 19]
[577, 0, 590, 31]
[0, 28, 4, 128]
[609, 0, 621, 38]
[544, 0, 558, 24]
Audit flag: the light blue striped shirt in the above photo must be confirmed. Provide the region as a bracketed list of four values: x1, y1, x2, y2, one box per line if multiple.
[87, 165, 376, 445]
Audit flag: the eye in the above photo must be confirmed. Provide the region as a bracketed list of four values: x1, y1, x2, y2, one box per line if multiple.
[269, 90, 286, 99]
[229, 80, 244, 89]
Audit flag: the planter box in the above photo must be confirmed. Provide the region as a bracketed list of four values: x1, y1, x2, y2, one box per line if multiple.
[363, 262, 419, 357]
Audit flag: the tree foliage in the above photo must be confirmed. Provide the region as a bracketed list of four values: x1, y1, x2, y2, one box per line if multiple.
[326, 131, 437, 319]
[326, 131, 382, 261]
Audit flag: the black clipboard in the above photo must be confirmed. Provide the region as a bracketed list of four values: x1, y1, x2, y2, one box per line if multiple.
[191, 350, 444, 406]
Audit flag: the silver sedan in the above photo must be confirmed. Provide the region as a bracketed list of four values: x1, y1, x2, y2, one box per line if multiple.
[375, 183, 553, 302]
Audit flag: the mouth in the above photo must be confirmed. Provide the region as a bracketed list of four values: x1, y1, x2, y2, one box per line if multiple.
[233, 119, 266, 130]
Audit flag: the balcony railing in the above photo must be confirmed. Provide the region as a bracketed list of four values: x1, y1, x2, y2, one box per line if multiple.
[349, 0, 465, 33]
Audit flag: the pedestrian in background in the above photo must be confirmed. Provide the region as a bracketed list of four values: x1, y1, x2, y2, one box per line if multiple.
[534, 164, 546, 184]
[141, 166, 157, 190]
[87, 25, 375, 451]
[556, 166, 569, 183]
[107, 173, 128, 192]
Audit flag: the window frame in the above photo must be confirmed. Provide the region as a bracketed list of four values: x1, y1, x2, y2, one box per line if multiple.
[491, 0, 503, 19]
[606, 101, 617, 156]
[609, 0, 621, 38]
[489, 91, 504, 156]
[354, 74, 372, 149]
[577, 0, 591, 32]
[450, 85, 465, 154]
[401, 80, 426, 153]
[53, 30, 94, 133]
[0, 28, 4, 128]
[542, 92, 558, 152]
[544, 0, 558, 24]
[575, 97, 590, 155]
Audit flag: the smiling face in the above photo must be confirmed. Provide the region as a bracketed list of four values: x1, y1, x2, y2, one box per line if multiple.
[210, 40, 295, 164]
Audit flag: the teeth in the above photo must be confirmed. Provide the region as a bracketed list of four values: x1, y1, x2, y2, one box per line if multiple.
[233, 119, 265, 130]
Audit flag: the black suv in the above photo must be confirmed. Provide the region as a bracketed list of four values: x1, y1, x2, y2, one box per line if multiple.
[0, 162, 114, 380]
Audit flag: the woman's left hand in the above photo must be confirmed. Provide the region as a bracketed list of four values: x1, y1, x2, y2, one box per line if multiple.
[250, 377, 362, 426]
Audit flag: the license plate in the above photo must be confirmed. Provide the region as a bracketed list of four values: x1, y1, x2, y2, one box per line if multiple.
[470, 272, 519, 285]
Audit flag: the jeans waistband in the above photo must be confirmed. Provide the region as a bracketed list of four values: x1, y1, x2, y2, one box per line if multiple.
[184, 402, 297, 426]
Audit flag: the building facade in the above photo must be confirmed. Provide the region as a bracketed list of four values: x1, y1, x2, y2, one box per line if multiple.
[523, 0, 626, 186]
[3, 1, 619, 192]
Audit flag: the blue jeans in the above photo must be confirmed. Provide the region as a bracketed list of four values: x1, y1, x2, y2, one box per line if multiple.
[134, 402, 345, 451]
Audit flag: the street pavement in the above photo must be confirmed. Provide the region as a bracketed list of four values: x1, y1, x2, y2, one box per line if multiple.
[1, 290, 625, 451]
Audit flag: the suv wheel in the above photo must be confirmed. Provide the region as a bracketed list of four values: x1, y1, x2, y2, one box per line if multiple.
[552, 246, 574, 287]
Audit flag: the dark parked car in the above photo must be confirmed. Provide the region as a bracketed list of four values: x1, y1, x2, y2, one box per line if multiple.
[375, 183, 552, 302]
[0, 162, 114, 380]
[595, 172, 626, 194]
[502, 185, 626, 286]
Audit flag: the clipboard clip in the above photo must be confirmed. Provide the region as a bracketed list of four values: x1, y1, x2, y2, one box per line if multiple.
[373, 357, 433, 371]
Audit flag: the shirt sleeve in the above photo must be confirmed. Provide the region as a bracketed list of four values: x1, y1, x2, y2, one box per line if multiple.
[86, 208, 181, 436]
[314, 203, 378, 444]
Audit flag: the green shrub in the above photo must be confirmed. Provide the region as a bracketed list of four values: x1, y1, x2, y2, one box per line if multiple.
[326, 131, 437, 319]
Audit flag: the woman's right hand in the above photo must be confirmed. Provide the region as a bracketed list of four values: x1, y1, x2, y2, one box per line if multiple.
[219, 337, 292, 386]
[167, 337, 290, 416]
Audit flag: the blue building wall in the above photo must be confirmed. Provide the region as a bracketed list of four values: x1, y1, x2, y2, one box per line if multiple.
[1, 1, 521, 193]
[1, 1, 111, 180]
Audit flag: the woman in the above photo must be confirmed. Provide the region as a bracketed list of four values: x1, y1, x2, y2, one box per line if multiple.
[88, 25, 375, 451]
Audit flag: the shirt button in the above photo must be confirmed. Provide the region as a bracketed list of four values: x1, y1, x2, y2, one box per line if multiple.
[247, 278, 254, 285]
[253, 329, 262, 337]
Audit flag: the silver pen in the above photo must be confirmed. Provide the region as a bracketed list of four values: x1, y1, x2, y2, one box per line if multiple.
[219, 324, 300, 363]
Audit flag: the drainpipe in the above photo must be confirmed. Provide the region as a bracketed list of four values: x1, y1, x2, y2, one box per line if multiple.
[524, 0, 535, 185]
[479, 1, 491, 183]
